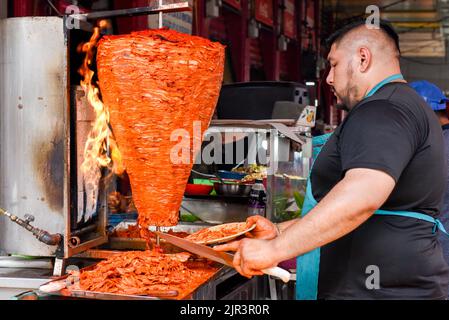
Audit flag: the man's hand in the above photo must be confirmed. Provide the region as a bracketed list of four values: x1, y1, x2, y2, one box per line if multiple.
[214, 168, 396, 279]
[245, 215, 278, 240]
[214, 238, 279, 278]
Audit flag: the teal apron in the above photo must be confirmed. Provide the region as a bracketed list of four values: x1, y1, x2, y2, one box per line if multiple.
[296, 74, 449, 300]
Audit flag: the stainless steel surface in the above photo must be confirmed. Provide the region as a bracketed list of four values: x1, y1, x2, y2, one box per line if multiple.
[0, 268, 53, 289]
[0, 17, 67, 257]
[155, 231, 235, 267]
[214, 183, 252, 197]
[72, 3, 191, 20]
[0, 18, 109, 259]
[0, 257, 52, 269]
[181, 198, 249, 224]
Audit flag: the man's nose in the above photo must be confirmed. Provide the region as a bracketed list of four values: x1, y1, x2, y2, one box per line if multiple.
[326, 70, 333, 86]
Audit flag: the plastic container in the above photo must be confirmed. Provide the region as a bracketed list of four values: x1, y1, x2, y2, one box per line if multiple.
[217, 170, 247, 180]
[214, 182, 252, 197]
[185, 184, 214, 196]
[248, 179, 267, 216]
[193, 179, 215, 186]
[108, 213, 138, 228]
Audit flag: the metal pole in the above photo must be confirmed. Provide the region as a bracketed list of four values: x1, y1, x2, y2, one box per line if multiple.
[74, 3, 190, 21]
[0, 0, 7, 18]
[158, 0, 163, 28]
[156, 226, 161, 246]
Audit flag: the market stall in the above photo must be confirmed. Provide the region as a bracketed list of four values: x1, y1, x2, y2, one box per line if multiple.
[0, 4, 310, 301]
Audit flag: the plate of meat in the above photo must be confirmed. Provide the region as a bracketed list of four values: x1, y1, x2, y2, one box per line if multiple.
[185, 222, 256, 245]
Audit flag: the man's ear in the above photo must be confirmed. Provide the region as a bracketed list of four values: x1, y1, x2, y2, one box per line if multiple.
[359, 47, 371, 73]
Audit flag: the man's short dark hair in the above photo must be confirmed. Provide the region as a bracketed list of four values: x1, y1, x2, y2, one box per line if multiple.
[325, 19, 401, 55]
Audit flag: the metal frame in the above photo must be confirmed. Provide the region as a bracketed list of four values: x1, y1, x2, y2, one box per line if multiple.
[63, 33, 101, 258]
[200, 121, 312, 223]
[72, 3, 191, 21]
[0, 0, 6, 19]
[0, 5, 203, 260]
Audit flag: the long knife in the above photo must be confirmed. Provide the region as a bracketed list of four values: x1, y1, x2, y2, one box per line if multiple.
[155, 231, 291, 283]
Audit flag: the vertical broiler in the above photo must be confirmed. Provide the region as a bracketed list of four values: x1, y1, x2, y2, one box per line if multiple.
[0, 5, 313, 300]
[0, 6, 268, 301]
[0, 5, 199, 276]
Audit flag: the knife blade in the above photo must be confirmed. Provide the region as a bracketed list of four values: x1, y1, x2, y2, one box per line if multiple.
[155, 231, 291, 283]
[155, 231, 235, 266]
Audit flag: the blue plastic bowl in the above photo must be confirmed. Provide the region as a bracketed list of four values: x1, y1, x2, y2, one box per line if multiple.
[108, 212, 138, 228]
[217, 170, 247, 180]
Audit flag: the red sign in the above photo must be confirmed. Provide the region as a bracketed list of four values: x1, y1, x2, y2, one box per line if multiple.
[283, 0, 296, 39]
[255, 0, 274, 27]
[223, 0, 242, 10]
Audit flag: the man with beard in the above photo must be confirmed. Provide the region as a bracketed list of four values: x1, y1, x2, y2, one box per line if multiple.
[215, 20, 449, 299]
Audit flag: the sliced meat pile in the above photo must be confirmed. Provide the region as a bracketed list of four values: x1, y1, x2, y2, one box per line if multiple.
[78, 250, 217, 299]
[110, 224, 189, 240]
[186, 222, 250, 243]
[97, 29, 225, 227]
[110, 224, 154, 241]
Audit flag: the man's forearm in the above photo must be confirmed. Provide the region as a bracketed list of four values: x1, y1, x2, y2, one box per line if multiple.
[269, 169, 395, 263]
[276, 219, 299, 234]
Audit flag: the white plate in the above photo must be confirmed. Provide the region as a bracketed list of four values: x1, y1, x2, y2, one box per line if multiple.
[186, 222, 256, 245]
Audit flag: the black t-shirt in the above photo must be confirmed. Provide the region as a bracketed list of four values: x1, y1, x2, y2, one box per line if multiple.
[312, 82, 449, 299]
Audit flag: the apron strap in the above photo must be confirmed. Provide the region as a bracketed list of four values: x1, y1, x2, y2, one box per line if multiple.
[375, 209, 449, 236]
[296, 209, 449, 301]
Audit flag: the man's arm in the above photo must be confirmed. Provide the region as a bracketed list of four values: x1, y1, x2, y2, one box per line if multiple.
[271, 167, 396, 263]
[277, 219, 298, 233]
[215, 168, 396, 277]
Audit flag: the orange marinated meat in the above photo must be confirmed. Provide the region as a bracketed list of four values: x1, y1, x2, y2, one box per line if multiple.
[77, 250, 217, 299]
[110, 224, 145, 239]
[186, 222, 249, 243]
[96, 29, 225, 227]
[111, 225, 189, 240]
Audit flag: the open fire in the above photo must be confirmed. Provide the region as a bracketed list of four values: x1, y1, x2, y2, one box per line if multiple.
[78, 20, 124, 222]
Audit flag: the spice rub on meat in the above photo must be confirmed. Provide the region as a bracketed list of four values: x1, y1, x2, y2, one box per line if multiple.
[185, 222, 250, 244]
[78, 250, 217, 299]
[97, 29, 225, 227]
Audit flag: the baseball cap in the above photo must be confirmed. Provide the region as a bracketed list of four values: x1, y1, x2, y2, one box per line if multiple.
[409, 80, 449, 111]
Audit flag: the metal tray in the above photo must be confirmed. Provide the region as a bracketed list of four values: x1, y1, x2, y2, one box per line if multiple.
[39, 259, 229, 300]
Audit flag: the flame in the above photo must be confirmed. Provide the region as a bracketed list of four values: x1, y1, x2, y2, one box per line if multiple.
[78, 20, 124, 220]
